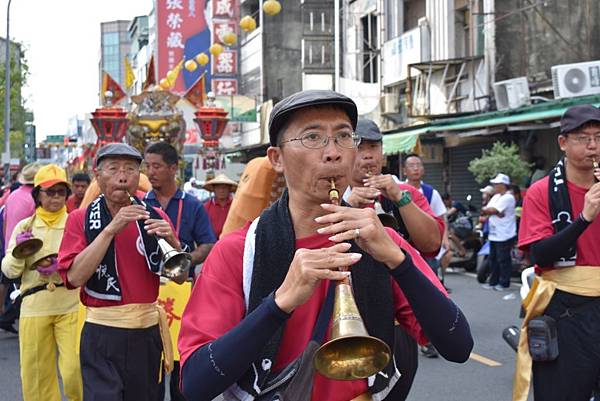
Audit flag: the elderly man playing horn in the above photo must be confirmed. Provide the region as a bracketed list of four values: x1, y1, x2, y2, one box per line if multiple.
[179, 90, 473, 401]
[58, 143, 186, 401]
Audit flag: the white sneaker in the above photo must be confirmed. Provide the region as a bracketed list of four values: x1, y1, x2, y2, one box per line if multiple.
[494, 285, 507, 292]
[482, 283, 494, 290]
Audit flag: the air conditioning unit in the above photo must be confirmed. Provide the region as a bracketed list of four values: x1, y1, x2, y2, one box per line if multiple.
[552, 60, 600, 99]
[381, 93, 399, 114]
[493, 77, 531, 110]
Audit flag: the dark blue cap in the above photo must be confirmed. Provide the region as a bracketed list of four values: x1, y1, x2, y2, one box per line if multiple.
[268, 90, 358, 146]
[355, 118, 382, 141]
[560, 105, 600, 134]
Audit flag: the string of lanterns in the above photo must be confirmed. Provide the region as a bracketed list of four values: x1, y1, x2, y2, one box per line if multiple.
[158, 0, 281, 90]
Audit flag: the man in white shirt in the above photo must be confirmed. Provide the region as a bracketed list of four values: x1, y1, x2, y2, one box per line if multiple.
[402, 154, 449, 274]
[403, 154, 448, 358]
[480, 173, 516, 291]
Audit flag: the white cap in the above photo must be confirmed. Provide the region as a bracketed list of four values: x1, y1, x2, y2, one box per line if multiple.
[480, 185, 495, 195]
[490, 173, 510, 185]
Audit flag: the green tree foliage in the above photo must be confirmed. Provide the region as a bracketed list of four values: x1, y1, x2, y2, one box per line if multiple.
[468, 142, 532, 185]
[0, 42, 30, 160]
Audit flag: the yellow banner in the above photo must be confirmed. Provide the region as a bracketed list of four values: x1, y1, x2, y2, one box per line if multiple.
[158, 280, 192, 361]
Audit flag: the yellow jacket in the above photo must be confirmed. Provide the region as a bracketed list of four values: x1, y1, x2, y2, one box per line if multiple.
[1, 213, 79, 318]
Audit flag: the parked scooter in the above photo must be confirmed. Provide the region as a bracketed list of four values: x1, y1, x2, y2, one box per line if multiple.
[447, 195, 483, 272]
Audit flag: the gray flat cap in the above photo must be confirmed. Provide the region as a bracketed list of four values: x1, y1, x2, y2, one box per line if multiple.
[355, 118, 382, 141]
[95, 143, 143, 166]
[268, 89, 358, 146]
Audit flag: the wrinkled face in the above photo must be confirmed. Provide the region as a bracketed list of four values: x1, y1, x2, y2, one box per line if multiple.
[559, 124, 600, 171]
[213, 184, 232, 200]
[38, 183, 68, 212]
[95, 157, 141, 205]
[403, 156, 424, 181]
[144, 153, 177, 191]
[72, 180, 89, 199]
[352, 140, 383, 185]
[268, 106, 356, 204]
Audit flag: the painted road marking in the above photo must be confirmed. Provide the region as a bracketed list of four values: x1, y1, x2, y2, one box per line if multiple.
[470, 352, 502, 367]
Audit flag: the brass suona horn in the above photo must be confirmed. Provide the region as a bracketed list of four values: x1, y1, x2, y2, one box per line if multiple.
[313, 179, 391, 381]
[12, 216, 43, 259]
[365, 167, 400, 231]
[128, 194, 192, 279]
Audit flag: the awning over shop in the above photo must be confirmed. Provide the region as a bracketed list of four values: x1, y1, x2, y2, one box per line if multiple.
[383, 94, 600, 155]
[382, 129, 424, 155]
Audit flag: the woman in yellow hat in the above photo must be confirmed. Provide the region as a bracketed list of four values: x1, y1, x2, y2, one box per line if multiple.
[1, 164, 82, 401]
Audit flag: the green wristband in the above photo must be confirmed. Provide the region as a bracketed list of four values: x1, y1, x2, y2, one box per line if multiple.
[394, 190, 412, 208]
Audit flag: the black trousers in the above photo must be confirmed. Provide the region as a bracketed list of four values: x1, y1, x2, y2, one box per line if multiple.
[159, 360, 186, 401]
[384, 326, 419, 401]
[80, 322, 163, 401]
[532, 290, 600, 401]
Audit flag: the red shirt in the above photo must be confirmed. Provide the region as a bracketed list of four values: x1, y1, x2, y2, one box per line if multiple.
[66, 194, 83, 213]
[204, 197, 232, 238]
[178, 225, 446, 401]
[518, 176, 600, 269]
[58, 207, 174, 307]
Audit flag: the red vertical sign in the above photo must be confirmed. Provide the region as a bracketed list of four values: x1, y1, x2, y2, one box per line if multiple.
[156, 0, 210, 93]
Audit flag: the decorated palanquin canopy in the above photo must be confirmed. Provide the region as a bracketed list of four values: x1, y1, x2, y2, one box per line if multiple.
[127, 90, 187, 156]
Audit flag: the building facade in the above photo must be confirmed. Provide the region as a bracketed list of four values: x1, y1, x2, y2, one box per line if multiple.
[99, 20, 132, 99]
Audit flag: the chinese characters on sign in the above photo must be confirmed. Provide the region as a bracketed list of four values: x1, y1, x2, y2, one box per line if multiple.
[212, 79, 238, 96]
[157, 0, 212, 93]
[211, 0, 239, 95]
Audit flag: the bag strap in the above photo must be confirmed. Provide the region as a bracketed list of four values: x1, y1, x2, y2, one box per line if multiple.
[311, 282, 336, 344]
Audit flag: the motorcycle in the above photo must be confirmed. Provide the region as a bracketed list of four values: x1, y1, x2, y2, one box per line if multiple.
[447, 195, 483, 272]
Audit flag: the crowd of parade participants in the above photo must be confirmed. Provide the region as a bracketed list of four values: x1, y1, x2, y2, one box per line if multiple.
[0, 89, 599, 401]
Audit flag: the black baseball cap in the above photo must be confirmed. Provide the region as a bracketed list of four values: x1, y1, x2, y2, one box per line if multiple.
[560, 105, 600, 134]
[268, 90, 358, 146]
[355, 118, 382, 141]
[95, 143, 143, 166]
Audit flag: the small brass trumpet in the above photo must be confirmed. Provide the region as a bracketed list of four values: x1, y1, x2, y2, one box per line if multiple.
[12, 216, 43, 259]
[313, 179, 391, 380]
[128, 193, 192, 279]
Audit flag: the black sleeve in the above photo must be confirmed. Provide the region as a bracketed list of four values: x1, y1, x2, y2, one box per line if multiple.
[181, 293, 290, 401]
[389, 254, 473, 363]
[529, 213, 591, 267]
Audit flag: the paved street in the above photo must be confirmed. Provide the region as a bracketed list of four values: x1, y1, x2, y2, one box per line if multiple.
[0, 270, 530, 401]
[408, 269, 531, 401]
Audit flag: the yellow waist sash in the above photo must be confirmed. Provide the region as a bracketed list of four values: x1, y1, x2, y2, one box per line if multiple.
[513, 266, 600, 401]
[86, 302, 174, 373]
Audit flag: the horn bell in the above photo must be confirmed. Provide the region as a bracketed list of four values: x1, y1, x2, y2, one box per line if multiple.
[314, 283, 391, 380]
[157, 238, 192, 279]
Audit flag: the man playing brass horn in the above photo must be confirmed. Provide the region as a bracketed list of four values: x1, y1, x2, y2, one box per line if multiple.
[179, 90, 473, 401]
[57, 143, 185, 401]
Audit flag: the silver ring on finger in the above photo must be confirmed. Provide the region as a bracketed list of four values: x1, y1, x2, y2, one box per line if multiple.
[354, 228, 360, 239]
